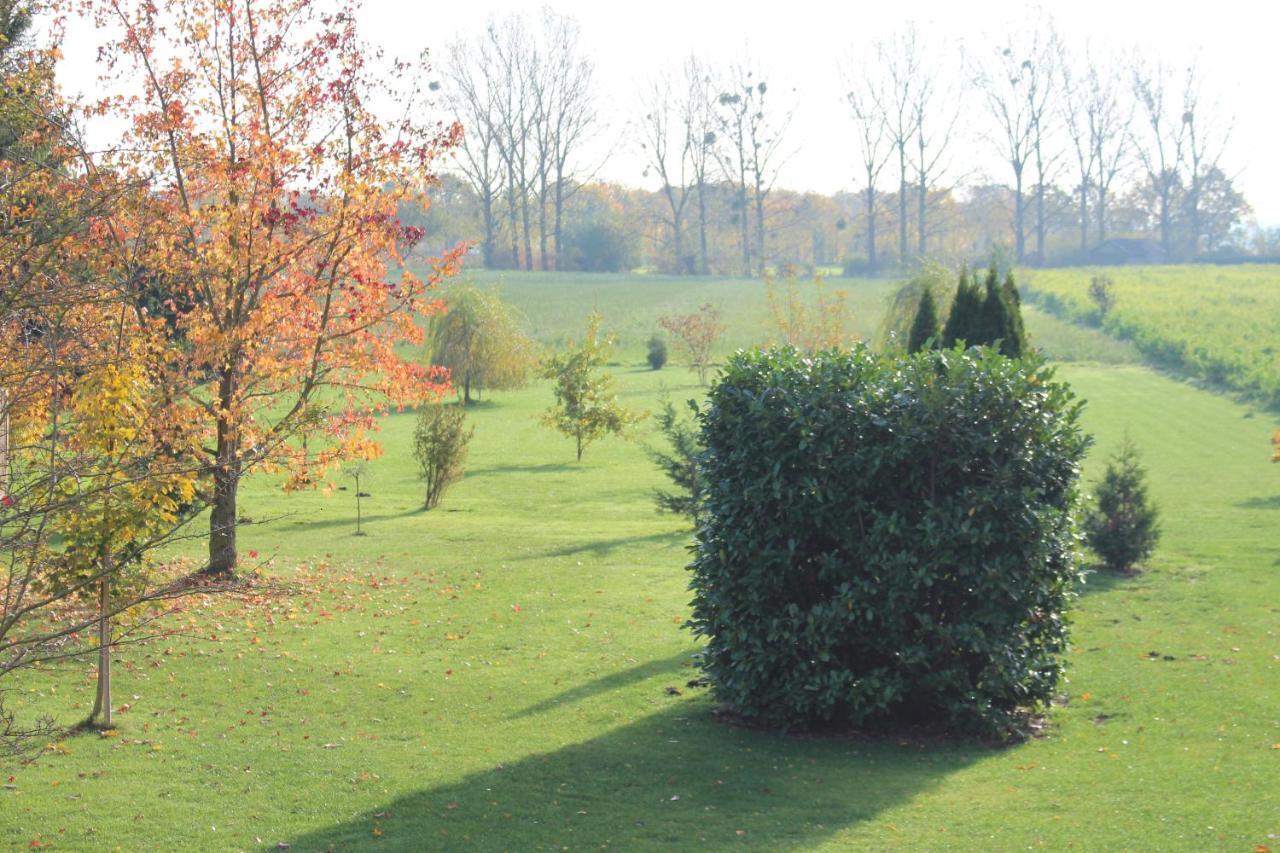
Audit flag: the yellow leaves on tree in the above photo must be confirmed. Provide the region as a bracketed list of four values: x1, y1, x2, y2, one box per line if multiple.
[764, 271, 855, 355]
[47, 347, 197, 595]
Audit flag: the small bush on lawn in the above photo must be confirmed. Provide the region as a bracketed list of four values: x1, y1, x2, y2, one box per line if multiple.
[1084, 439, 1160, 573]
[413, 403, 474, 510]
[647, 334, 668, 370]
[689, 345, 1089, 735]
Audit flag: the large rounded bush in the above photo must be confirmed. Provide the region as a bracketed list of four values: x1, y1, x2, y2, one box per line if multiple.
[689, 345, 1089, 734]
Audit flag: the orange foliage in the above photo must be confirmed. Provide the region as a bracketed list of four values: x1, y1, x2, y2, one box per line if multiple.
[59, 0, 463, 571]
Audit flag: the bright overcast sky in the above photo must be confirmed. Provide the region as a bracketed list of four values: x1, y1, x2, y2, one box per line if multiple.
[55, 0, 1280, 224]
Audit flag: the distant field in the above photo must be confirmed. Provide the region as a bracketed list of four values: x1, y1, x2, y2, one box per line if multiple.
[432, 267, 1144, 368]
[1021, 265, 1280, 408]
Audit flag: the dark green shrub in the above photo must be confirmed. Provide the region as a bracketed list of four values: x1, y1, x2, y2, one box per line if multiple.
[1084, 439, 1160, 573]
[646, 335, 668, 370]
[689, 345, 1089, 735]
[413, 403, 474, 509]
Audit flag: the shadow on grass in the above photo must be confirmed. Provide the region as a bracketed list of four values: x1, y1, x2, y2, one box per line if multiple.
[464, 462, 575, 478]
[1076, 565, 1146, 597]
[521, 530, 691, 561]
[509, 652, 696, 720]
[278, 704, 989, 851]
[1237, 494, 1280, 510]
[286, 507, 424, 531]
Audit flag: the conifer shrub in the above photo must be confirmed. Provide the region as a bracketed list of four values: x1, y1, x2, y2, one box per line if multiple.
[1084, 439, 1160, 573]
[906, 286, 940, 353]
[647, 334, 668, 370]
[689, 345, 1089, 735]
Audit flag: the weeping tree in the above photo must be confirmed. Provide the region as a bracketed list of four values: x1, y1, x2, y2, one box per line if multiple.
[430, 284, 538, 405]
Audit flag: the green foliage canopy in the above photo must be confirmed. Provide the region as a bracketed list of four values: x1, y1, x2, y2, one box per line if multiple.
[540, 312, 642, 461]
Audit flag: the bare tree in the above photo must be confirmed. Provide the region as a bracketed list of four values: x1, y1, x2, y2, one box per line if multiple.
[1058, 42, 1099, 253]
[907, 34, 964, 258]
[873, 25, 921, 267]
[441, 36, 507, 269]
[1178, 63, 1232, 258]
[637, 71, 695, 273]
[1131, 57, 1187, 256]
[713, 61, 792, 276]
[482, 16, 534, 269]
[686, 56, 717, 275]
[537, 10, 597, 270]
[979, 21, 1056, 264]
[1026, 22, 1062, 264]
[840, 49, 892, 272]
[1090, 58, 1132, 246]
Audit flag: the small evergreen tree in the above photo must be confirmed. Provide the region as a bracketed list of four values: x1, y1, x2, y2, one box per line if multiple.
[413, 403, 474, 510]
[645, 393, 704, 523]
[1085, 439, 1161, 573]
[906, 286, 940, 353]
[941, 267, 981, 348]
[978, 264, 1009, 348]
[943, 264, 1027, 357]
[1001, 271, 1028, 357]
[646, 334, 668, 370]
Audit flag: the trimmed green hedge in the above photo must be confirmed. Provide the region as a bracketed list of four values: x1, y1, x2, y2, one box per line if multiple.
[689, 345, 1089, 734]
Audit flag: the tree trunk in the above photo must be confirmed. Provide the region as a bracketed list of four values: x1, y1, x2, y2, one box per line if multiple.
[754, 192, 766, 277]
[866, 185, 877, 273]
[917, 180, 927, 257]
[697, 182, 709, 275]
[575, 431, 583, 462]
[1078, 181, 1089, 253]
[520, 192, 534, 271]
[0, 387, 8, 494]
[1159, 193, 1171, 257]
[1013, 167, 1025, 263]
[481, 193, 495, 269]
[1035, 182, 1045, 264]
[95, 574, 111, 729]
[898, 145, 908, 266]
[507, 186, 520, 270]
[1097, 186, 1108, 244]
[671, 210, 684, 275]
[538, 174, 549, 271]
[207, 370, 239, 576]
[554, 175, 565, 271]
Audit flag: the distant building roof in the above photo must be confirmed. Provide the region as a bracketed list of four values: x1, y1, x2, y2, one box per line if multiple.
[1088, 239, 1166, 265]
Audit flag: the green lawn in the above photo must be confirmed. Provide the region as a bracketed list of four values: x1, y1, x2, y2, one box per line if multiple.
[2, 271, 1277, 850]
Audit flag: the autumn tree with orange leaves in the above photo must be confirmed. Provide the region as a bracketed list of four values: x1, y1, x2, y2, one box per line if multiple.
[63, 0, 462, 576]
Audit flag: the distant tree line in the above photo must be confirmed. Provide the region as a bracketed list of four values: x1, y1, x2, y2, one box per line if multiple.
[430, 11, 1265, 274]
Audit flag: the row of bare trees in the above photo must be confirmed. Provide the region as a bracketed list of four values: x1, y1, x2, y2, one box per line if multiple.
[636, 59, 794, 277]
[441, 10, 596, 271]
[438, 13, 1242, 275]
[841, 16, 1236, 269]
